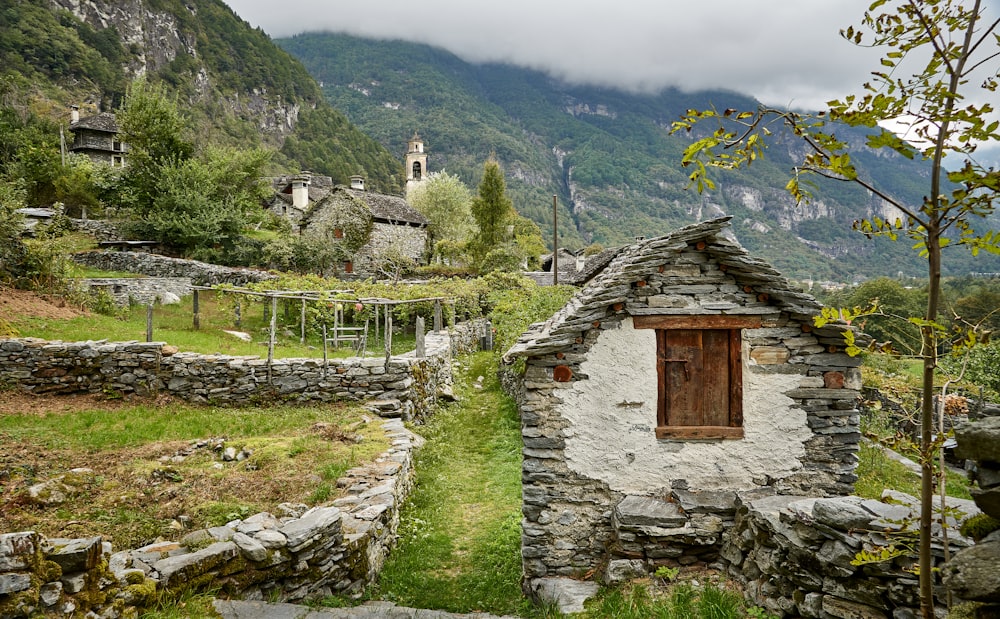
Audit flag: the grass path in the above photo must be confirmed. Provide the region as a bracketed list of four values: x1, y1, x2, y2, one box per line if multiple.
[370, 352, 533, 616]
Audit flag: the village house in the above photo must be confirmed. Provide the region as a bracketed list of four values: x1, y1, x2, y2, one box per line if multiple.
[503, 217, 863, 601]
[267, 172, 429, 275]
[68, 106, 126, 167]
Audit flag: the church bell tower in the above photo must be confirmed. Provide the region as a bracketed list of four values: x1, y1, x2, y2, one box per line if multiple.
[405, 132, 428, 197]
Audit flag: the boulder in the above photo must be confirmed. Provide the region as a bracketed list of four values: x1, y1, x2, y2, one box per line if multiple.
[955, 418, 1000, 463]
[943, 540, 1000, 602]
[812, 497, 875, 531]
[530, 576, 600, 614]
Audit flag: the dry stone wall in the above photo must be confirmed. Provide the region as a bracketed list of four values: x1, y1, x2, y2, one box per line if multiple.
[943, 416, 1000, 611]
[71, 251, 276, 286]
[0, 418, 420, 618]
[72, 277, 192, 306]
[724, 490, 981, 619]
[0, 320, 487, 420]
[0, 322, 486, 618]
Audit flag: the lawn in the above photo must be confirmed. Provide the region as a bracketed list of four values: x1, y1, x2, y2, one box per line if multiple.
[4, 288, 417, 359]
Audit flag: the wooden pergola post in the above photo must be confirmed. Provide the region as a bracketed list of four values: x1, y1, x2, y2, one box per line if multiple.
[192, 289, 200, 330]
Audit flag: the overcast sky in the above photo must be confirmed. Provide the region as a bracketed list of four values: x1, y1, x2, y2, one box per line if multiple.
[222, 0, 994, 112]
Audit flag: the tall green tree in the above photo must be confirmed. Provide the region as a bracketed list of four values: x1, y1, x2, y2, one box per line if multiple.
[674, 2, 1000, 614]
[470, 155, 516, 265]
[408, 171, 475, 255]
[117, 78, 270, 257]
[118, 77, 194, 216]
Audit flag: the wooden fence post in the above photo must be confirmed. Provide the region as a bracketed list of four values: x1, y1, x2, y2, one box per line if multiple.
[300, 298, 307, 344]
[434, 300, 442, 332]
[415, 316, 425, 358]
[267, 295, 277, 384]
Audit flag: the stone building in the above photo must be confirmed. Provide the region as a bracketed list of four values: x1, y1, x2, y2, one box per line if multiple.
[68, 106, 126, 167]
[502, 217, 863, 598]
[267, 172, 429, 275]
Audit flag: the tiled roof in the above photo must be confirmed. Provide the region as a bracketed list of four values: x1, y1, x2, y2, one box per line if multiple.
[503, 217, 849, 362]
[70, 112, 119, 133]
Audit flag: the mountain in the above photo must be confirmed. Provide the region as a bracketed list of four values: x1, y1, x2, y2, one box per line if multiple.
[0, 0, 403, 193]
[277, 32, 1000, 282]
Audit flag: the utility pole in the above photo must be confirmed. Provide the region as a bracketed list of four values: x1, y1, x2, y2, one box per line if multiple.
[553, 195, 558, 286]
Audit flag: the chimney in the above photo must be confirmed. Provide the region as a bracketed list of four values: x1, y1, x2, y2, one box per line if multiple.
[291, 172, 311, 209]
[350, 175, 365, 191]
[70, 105, 80, 124]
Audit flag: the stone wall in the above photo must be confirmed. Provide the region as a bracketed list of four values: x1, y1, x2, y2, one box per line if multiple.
[68, 219, 124, 243]
[943, 417, 1000, 610]
[353, 222, 428, 275]
[71, 251, 277, 286]
[0, 322, 487, 617]
[0, 418, 420, 618]
[71, 277, 192, 306]
[0, 319, 487, 420]
[724, 491, 980, 619]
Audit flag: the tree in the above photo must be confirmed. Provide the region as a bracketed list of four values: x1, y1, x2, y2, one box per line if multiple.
[117, 77, 194, 216]
[408, 171, 475, 259]
[127, 145, 270, 257]
[470, 155, 516, 265]
[673, 2, 999, 615]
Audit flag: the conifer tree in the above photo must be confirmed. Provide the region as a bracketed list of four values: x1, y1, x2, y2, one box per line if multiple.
[470, 155, 516, 265]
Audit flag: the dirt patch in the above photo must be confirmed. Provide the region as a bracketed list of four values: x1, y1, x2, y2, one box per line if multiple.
[0, 394, 388, 550]
[0, 286, 88, 323]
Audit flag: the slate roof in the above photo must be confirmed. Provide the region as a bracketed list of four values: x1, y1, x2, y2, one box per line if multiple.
[503, 216, 850, 362]
[70, 112, 119, 133]
[343, 188, 428, 226]
[561, 246, 627, 286]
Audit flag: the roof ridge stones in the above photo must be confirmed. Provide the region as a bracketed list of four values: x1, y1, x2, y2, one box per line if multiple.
[504, 216, 848, 362]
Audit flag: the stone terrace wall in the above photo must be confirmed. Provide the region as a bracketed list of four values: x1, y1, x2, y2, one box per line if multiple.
[72, 277, 192, 306]
[724, 491, 980, 619]
[71, 251, 276, 286]
[0, 322, 488, 617]
[0, 320, 487, 420]
[0, 418, 421, 618]
[68, 219, 124, 243]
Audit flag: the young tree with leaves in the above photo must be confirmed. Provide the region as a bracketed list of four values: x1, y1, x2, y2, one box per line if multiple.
[673, 2, 999, 615]
[407, 170, 475, 260]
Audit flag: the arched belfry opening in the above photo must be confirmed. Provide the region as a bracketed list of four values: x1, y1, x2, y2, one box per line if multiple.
[412, 161, 422, 180]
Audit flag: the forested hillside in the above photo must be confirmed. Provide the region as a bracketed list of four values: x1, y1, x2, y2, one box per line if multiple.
[0, 0, 403, 192]
[278, 32, 1000, 281]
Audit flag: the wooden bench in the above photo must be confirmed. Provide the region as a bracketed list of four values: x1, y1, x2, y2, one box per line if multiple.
[326, 326, 365, 348]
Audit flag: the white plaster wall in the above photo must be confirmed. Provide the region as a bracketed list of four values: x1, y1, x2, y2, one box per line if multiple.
[558, 317, 812, 493]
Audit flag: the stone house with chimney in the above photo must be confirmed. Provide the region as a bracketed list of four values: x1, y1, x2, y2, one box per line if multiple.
[502, 217, 863, 598]
[267, 173, 429, 275]
[68, 107, 126, 167]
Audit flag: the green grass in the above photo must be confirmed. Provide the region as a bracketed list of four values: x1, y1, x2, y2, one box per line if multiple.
[0, 398, 388, 549]
[582, 581, 752, 619]
[8, 289, 417, 359]
[362, 351, 530, 616]
[855, 440, 971, 500]
[0, 401, 351, 450]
